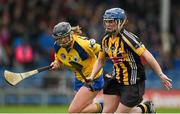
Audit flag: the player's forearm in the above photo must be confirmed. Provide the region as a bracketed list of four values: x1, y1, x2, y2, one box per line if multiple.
[90, 58, 104, 79]
[142, 50, 163, 76]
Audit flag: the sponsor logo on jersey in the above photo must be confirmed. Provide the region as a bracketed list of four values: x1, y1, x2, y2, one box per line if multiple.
[60, 53, 66, 59]
[110, 57, 126, 63]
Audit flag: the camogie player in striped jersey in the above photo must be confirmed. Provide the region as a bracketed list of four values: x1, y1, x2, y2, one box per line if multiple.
[88, 8, 172, 113]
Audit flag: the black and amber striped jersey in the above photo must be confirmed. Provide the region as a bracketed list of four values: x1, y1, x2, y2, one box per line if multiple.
[99, 29, 146, 85]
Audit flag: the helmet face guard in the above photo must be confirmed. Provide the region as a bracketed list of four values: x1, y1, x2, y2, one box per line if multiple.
[103, 19, 119, 34]
[52, 22, 73, 47]
[54, 34, 73, 47]
[103, 8, 127, 33]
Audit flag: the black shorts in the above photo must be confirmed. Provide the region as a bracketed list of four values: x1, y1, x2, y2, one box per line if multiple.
[103, 78, 145, 107]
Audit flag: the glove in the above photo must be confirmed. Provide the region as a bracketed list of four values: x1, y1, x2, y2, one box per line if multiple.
[50, 60, 63, 70]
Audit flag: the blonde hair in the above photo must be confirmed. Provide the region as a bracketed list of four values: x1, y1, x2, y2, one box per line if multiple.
[71, 26, 82, 35]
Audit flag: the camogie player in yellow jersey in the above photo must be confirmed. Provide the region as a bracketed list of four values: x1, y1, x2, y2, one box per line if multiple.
[88, 8, 172, 113]
[50, 22, 104, 113]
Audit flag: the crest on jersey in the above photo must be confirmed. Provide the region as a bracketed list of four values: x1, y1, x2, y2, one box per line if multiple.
[105, 47, 108, 54]
[60, 53, 66, 59]
[111, 46, 115, 53]
[73, 56, 78, 62]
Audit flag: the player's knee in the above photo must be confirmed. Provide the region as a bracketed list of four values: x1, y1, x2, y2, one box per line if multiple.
[103, 106, 117, 113]
[68, 106, 81, 113]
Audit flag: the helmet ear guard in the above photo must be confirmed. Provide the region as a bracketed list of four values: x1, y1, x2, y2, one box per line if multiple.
[117, 16, 127, 32]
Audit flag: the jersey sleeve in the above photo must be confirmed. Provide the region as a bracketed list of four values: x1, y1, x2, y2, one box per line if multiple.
[78, 37, 101, 55]
[88, 39, 101, 55]
[122, 30, 146, 56]
[98, 38, 106, 59]
[77, 35, 89, 40]
[53, 42, 61, 61]
[92, 43, 101, 55]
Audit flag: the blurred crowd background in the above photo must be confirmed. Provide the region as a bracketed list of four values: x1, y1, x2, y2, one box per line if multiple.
[0, 0, 180, 105]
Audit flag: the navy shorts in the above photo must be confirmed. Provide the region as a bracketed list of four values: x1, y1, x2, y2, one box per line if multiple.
[74, 74, 104, 91]
[103, 78, 145, 107]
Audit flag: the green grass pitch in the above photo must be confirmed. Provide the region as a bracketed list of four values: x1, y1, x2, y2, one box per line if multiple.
[0, 105, 179, 113]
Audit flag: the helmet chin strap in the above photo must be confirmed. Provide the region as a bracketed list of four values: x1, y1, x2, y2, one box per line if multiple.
[59, 41, 72, 47]
[56, 34, 73, 48]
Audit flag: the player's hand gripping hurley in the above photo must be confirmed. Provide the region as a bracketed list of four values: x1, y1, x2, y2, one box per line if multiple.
[4, 66, 52, 86]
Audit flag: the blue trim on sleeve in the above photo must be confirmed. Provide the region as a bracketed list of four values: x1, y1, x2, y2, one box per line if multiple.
[54, 43, 61, 53]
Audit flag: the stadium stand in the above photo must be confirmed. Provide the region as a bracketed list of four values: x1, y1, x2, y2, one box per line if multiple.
[0, 0, 179, 105]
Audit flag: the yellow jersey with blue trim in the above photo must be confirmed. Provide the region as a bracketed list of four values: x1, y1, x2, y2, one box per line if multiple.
[54, 34, 103, 82]
[99, 29, 146, 85]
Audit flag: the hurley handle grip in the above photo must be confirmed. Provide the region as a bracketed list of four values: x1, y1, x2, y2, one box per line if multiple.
[37, 65, 52, 72]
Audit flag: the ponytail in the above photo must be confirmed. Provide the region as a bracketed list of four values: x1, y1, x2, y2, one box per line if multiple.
[71, 26, 82, 35]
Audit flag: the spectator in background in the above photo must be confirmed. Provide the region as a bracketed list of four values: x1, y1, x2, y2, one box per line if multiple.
[0, 42, 9, 67]
[172, 46, 180, 70]
[35, 20, 55, 66]
[12, 37, 34, 70]
[0, 0, 179, 71]
[88, 8, 172, 113]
